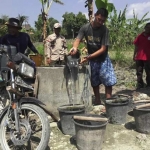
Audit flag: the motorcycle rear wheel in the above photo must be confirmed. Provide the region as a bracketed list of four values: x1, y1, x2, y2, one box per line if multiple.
[0, 103, 50, 150]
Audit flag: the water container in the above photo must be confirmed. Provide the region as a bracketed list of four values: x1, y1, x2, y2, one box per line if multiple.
[58, 104, 85, 135]
[105, 97, 129, 124]
[74, 114, 108, 150]
[133, 104, 150, 134]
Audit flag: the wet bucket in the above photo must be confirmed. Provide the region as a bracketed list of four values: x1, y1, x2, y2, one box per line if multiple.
[105, 96, 129, 124]
[73, 114, 108, 150]
[133, 103, 150, 134]
[57, 104, 85, 135]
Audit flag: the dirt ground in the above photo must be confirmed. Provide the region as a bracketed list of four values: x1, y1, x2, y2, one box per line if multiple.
[48, 85, 150, 150]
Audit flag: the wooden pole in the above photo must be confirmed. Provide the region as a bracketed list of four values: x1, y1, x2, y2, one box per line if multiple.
[135, 103, 150, 109]
[73, 115, 108, 122]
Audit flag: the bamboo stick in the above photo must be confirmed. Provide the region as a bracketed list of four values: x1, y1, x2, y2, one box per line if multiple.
[73, 115, 108, 122]
[118, 94, 130, 97]
[135, 103, 150, 109]
[59, 104, 85, 109]
[133, 100, 150, 104]
[106, 99, 128, 103]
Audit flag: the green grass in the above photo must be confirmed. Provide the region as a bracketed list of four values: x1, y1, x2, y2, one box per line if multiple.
[33, 42, 44, 55]
[33, 40, 135, 68]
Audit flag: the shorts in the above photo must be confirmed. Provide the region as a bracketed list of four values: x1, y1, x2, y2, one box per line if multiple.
[90, 55, 117, 87]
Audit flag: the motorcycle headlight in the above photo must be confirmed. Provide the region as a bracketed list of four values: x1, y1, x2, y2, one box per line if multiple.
[17, 63, 35, 78]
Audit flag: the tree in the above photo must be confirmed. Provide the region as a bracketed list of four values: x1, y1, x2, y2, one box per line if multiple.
[47, 17, 59, 34]
[0, 15, 9, 36]
[34, 15, 59, 42]
[62, 12, 88, 38]
[107, 5, 150, 66]
[17, 14, 29, 26]
[85, 0, 94, 22]
[39, 0, 64, 65]
[39, 0, 64, 41]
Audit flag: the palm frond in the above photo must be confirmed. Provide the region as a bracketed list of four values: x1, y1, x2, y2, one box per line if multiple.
[53, 0, 64, 5]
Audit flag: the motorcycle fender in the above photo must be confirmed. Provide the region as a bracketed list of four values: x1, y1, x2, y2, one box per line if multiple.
[0, 98, 45, 120]
[19, 97, 46, 106]
[20, 97, 59, 122]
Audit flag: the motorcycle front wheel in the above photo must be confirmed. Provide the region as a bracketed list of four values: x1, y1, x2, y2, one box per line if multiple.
[0, 103, 50, 150]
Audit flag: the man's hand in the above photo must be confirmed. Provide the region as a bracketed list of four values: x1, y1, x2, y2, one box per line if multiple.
[80, 57, 88, 64]
[69, 47, 78, 55]
[46, 58, 51, 64]
[80, 54, 91, 64]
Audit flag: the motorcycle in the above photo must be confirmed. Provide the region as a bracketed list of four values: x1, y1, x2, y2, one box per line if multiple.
[0, 45, 50, 150]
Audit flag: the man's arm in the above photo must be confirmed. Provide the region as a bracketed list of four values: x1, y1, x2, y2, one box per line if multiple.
[70, 38, 81, 55]
[27, 34, 39, 54]
[133, 45, 138, 61]
[133, 35, 139, 61]
[70, 25, 85, 55]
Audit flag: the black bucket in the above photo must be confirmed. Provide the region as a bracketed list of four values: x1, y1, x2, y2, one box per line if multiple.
[73, 114, 108, 150]
[105, 97, 129, 124]
[133, 106, 150, 134]
[65, 50, 80, 68]
[128, 101, 150, 117]
[57, 104, 85, 135]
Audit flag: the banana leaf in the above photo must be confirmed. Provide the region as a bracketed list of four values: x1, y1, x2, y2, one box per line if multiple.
[95, 0, 115, 13]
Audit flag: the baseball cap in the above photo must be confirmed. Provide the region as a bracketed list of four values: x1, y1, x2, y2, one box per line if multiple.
[54, 23, 61, 29]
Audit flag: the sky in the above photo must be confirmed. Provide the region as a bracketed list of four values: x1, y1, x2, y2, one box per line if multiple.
[0, 0, 150, 28]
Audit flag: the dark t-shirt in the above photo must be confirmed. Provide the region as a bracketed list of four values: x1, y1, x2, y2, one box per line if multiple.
[77, 23, 109, 61]
[0, 32, 38, 54]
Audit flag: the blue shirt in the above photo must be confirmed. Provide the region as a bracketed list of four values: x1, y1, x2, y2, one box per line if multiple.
[0, 32, 38, 54]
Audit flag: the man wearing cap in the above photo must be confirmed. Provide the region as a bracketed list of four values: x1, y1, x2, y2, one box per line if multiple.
[0, 18, 39, 55]
[45, 23, 68, 65]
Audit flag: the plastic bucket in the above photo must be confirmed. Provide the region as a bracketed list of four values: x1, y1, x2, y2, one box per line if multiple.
[133, 105, 150, 134]
[29, 54, 43, 67]
[57, 104, 85, 135]
[73, 114, 108, 150]
[128, 101, 150, 117]
[105, 97, 129, 124]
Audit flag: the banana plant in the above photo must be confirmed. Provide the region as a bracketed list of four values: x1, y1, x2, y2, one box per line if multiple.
[85, 0, 94, 22]
[39, 0, 64, 41]
[17, 15, 29, 26]
[95, 0, 115, 14]
[39, 0, 63, 65]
